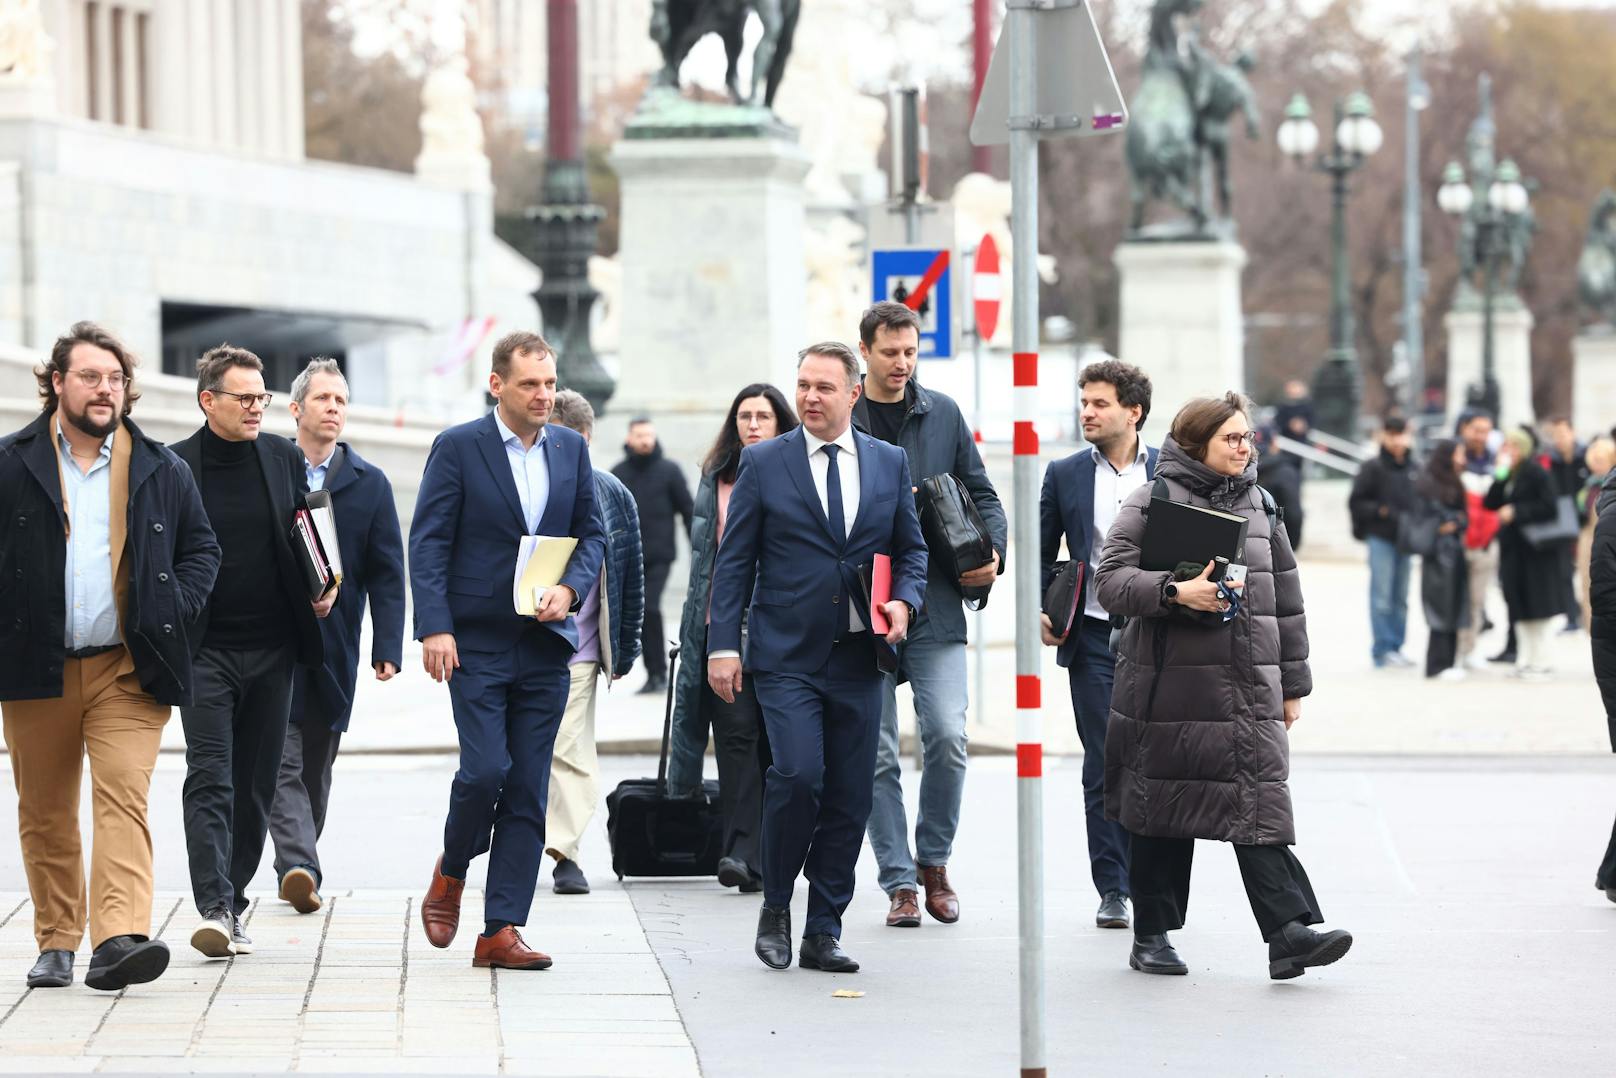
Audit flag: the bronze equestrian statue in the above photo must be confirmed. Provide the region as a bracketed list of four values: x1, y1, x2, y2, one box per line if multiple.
[1579, 189, 1616, 327]
[649, 0, 801, 110]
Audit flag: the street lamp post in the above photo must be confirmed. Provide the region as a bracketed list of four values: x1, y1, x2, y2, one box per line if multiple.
[1278, 91, 1384, 439]
[1437, 157, 1529, 423]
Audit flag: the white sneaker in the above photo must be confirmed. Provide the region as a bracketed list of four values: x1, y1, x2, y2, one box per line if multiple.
[190, 910, 235, 958]
[1385, 651, 1416, 668]
[1510, 666, 1550, 682]
[1462, 652, 1487, 671]
[1436, 667, 1467, 682]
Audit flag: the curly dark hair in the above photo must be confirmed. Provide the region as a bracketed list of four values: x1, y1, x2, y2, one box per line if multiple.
[36, 321, 141, 418]
[1078, 358, 1153, 432]
[702, 383, 799, 482]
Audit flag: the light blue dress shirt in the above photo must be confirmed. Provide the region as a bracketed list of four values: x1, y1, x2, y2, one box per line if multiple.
[305, 446, 336, 492]
[494, 409, 550, 534]
[58, 419, 120, 650]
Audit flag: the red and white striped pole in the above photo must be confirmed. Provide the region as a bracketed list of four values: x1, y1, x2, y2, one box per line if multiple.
[1008, 4, 1045, 1073]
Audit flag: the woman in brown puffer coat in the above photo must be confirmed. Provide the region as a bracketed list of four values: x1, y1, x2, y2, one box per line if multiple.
[1095, 392, 1353, 980]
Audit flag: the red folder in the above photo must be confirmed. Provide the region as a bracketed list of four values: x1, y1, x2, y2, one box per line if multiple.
[868, 553, 892, 634]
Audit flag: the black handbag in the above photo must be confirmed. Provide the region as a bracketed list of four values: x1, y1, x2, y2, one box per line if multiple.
[916, 473, 996, 609]
[1041, 560, 1084, 639]
[1520, 494, 1581, 549]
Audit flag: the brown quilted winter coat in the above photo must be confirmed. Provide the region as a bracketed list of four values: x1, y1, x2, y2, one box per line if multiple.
[1094, 438, 1312, 845]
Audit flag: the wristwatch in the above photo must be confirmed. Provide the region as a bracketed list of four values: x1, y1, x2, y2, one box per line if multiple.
[1163, 581, 1179, 602]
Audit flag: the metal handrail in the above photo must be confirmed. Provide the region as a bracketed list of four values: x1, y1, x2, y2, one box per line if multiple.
[1304, 428, 1373, 461]
[1274, 435, 1362, 476]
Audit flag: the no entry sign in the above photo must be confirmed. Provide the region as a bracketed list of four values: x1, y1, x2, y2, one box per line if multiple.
[973, 235, 1001, 340]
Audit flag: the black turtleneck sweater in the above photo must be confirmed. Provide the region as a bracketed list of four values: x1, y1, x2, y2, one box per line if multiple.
[199, 425, 297, 650]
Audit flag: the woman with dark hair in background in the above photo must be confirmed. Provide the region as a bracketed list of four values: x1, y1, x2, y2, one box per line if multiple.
[1095, 391, 1352, 980]
[1485, 428, 1563, 679]
[1589, 467, 1616, 902]
[664, 384, 799, 892]
[1407, 440, 1471, 679]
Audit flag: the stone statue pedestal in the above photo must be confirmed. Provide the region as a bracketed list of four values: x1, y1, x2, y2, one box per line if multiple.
[1443, 294, 1534, 431]
[1573, 329, 1616, 437]
[1114, 240, 1247, 419]
[605, 132, 810, 461]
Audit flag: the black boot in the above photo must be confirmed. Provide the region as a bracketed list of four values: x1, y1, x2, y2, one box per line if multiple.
[1128, 933, 1187, 975]
[798, 933, 859, 973]
[1266, 919, 1353, 980]
[86, 935, 170, 991]
[755, 904, 791, 970]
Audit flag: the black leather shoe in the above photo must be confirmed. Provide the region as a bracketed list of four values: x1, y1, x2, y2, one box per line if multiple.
[636, 674, 668, 696]
[1096, 891, 1130, 929]
[26, 949, 74, 988]
[1267, 920, 1353, 980]
[755, 905, 792, 970]
[798, 933, 859, 973]
[552, 858, 590, 895]
[1487, 649, 1516, 665]
[1129, 933, 1188, 975]
[717, 858, 765, 894]
[85, 936, 170, 991]
[1596, 876, 1616, 904]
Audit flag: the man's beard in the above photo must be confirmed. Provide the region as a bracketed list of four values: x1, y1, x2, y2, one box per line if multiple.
[65, 401, 118, 439]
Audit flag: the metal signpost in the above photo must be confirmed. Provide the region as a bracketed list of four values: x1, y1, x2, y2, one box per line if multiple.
[970, 234, 1000, 732]
[971, 3, 1126, 1074]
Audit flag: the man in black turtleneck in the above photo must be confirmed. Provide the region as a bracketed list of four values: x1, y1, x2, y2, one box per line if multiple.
[171, 345, 327, 960]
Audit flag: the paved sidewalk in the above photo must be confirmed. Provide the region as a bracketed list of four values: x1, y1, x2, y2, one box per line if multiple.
[0, 888, 696, 1076]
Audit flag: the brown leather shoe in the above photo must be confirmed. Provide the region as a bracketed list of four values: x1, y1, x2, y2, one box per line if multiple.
[886, 888, 921, 928]
[472, 926, 553, 970]
[921, 865, 959, 924]
[421, 855, 465, 949]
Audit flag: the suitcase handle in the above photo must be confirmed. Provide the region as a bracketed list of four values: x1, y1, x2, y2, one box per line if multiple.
[654, 644, 679, 799]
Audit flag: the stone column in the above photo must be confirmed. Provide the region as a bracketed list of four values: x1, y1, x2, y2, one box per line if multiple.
[150, 1, 190, 137]
[1573, 330, 1616, 437]
[607, 134, 811, 462]
[280, 0, 305, 157]
[1443, 296, 1534, 432]
[89, 0, 114, 122]
[1114, 240, 1248, 421]
[186, 0, 215, 142]
[118, 7, 141, 127]
[212, 0, 238, 147]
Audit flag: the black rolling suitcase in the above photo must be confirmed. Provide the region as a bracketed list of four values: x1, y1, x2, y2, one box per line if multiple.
[605, 645, 725, 879]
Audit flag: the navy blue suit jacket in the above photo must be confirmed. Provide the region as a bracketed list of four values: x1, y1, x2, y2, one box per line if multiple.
[709, 426, 928, 675]
[1039, 443, 1158, 668]
[409, 413, 606, 654]
[294, 445, 406, 732]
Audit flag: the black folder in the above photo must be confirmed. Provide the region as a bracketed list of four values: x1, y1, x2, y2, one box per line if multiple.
[1139, 498, 1249, 572]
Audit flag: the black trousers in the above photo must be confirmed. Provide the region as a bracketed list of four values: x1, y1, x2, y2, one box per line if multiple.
[1129, 832, 1323, 941]
[269, 708, 344, 886]
[181, 644, 298, 917]
[1066, 618, 1130, 897]
[702, 665, 771, 872]
[753, 636, 883, 938]
[1425, 630, 1458, 677]
[642, 561, 673, 677]
[1601, 816, 1616, 890]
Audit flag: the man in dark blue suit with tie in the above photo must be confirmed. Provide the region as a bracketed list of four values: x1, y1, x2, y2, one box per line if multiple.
[410, 331, 606, 971]
[708, 342, 928, 973]
[1038, 359, 1156, 932]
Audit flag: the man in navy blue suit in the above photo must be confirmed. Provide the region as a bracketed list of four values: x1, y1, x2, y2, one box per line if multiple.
[269, 359, 406, 915]
[708, 342, 928, 973]
[1038, 359, 1156, 932]
[410, 331, 606, 971]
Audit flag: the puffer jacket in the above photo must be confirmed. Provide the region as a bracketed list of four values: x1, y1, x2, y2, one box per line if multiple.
[665, 466, 728, 796]
[1094, 437, 1312, 846]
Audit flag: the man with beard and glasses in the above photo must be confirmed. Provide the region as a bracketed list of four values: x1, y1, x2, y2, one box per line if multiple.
[0, 322, 220, 991]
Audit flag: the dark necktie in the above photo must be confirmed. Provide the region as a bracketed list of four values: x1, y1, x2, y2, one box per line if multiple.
[823, 443, 845, 544]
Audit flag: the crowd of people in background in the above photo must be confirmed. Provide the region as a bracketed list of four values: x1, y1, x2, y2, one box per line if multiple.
[1349, 408, 1616, 683]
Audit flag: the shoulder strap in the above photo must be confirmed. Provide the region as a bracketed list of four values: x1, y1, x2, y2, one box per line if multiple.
[1143, 475, 1171, 518]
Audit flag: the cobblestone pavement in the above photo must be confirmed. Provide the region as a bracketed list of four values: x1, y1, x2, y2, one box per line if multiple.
[0, 885, 697, 1076]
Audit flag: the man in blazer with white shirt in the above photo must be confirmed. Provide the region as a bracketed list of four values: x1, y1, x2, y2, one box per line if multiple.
[708, 342, 928, 974]
[410, 331, 606, 971]
[1038, 359, 1157, 932]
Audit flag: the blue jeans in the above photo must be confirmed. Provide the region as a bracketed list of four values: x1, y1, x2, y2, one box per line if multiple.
[1367, 535, 1411, 661]
[1066, 618, 1130, 898]
[866, 637, 969, 896]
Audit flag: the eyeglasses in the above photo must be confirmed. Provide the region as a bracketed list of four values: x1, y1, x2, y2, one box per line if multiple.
[212, 390, 274, 409]
[1218, 431, 1258, 449]
[68, 369, 126, 391]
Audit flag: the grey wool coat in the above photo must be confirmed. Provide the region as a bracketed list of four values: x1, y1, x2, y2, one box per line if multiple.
[1094, 438, 1313, 846]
